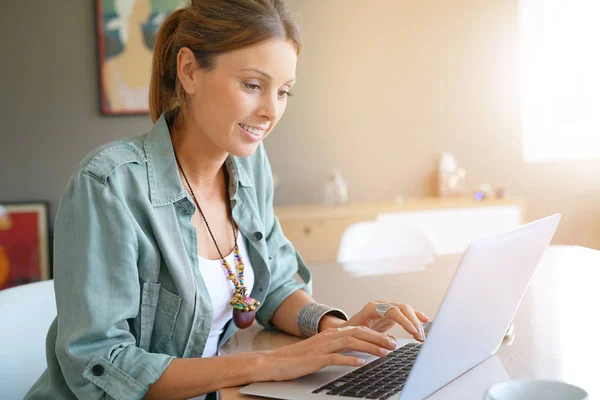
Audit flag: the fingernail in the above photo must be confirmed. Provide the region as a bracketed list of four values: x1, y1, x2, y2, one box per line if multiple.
[356, 358, 366, 365]
[388, 338, 397, 348]
[380, 348, 390, 356]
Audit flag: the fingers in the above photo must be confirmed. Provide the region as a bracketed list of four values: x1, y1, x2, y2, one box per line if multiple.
[416, 310, 430, 323]
[387, 305, 424, 342]
[326, 353, 367, 367]
[328, 335, 393, 358]
[402, 306, 425, 342]
[320, 326, 396, 359]
[334, 326, 397, 350]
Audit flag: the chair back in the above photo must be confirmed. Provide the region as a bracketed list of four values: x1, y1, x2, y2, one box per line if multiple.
[337, 220, 437, 273]
[0, 280, 56, 399]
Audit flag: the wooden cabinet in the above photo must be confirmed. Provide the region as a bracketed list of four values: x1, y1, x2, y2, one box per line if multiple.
[275, 197, 525, 263]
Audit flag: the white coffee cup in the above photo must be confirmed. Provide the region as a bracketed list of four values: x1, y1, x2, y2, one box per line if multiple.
[484, 379, 588, 400]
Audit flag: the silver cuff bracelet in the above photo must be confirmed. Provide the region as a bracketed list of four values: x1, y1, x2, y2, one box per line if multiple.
[297, 303, 349, 338]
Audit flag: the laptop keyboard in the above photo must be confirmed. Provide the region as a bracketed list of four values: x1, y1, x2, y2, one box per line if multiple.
[311, 343, 422, 399]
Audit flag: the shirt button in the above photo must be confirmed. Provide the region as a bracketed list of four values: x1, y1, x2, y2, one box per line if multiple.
[91, 364, 105, 377]
[253, 232, 263, 241]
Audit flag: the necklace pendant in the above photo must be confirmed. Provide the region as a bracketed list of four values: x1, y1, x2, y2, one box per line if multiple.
[233, 308, 255, 329]
[231, 296, 260, 329]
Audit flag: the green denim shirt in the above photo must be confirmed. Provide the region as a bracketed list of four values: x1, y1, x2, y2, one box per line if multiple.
[25, 115, 312, 400]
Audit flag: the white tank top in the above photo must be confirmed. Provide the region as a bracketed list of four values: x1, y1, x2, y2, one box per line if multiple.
[189, 235, 255, 400]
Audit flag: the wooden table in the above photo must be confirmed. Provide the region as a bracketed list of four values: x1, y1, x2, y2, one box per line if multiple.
[220, 245, 599, 399]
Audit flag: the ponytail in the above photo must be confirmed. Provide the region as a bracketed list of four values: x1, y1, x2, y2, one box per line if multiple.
[149, 8, 185, 123]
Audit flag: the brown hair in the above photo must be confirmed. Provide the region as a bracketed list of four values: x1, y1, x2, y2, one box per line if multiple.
[149, 0, 302, 123]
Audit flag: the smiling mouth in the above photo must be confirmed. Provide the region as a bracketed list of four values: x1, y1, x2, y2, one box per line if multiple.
[239, 123, 266, 137]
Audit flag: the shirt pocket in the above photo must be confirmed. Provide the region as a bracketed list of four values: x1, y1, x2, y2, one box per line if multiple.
[139, 282, 182, 354]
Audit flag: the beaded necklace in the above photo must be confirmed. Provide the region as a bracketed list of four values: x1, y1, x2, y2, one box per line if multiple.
[174, 152, 259, 329]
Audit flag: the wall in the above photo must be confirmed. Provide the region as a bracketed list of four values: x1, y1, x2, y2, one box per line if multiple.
[0, 1, 152, 214]
[269, 0, 600, 248]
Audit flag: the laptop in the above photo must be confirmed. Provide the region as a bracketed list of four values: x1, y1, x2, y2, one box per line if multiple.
[240, 213, 561, 400]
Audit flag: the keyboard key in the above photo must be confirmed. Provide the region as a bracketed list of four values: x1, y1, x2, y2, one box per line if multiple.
[327, 383, 356, 395]
[315, 380, 350, 394]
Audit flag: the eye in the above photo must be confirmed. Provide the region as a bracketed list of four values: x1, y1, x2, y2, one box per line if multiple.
[244, 83, 261, 91]
[278, 90, 294, 99]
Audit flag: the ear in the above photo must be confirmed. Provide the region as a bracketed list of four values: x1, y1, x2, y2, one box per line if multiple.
[177, 47, 198, 96]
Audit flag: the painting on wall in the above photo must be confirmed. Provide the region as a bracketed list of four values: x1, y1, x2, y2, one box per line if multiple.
[96, 0, 187, 115]
[0, 202, 50, 290]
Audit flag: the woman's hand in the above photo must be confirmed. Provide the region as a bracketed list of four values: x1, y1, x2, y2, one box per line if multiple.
[340, 301, 430, 342]
[256, 326, 397, 382]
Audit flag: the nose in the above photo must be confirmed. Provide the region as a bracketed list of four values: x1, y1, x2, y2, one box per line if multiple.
[257, 92, 279, 122]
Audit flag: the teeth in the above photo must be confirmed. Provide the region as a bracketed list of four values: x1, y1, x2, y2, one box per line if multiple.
[240, 123, 264, 136]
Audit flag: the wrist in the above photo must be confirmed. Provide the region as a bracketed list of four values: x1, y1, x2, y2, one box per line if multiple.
[252, 350, 274, 382]
[318, 315, 346, 333]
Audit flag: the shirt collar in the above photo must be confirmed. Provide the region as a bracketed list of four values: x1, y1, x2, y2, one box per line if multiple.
[144, 114, 253, 207]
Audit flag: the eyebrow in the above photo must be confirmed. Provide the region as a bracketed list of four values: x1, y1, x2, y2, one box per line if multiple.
[239, 68, 296, 84]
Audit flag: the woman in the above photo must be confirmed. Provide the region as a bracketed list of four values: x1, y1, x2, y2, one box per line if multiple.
[26, 1, 429, 399]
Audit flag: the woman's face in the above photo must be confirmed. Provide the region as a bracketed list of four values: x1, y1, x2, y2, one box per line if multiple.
[184, 39, 298, 157]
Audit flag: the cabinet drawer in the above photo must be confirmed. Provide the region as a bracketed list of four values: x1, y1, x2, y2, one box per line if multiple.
[278, 216, 369, 262]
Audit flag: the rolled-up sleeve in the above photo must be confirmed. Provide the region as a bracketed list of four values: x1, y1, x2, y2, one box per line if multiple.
[53, 173, 173, 400]
[254, 150, 313, 330]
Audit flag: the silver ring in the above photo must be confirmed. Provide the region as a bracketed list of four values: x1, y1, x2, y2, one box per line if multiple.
[374, 301, 397, 317]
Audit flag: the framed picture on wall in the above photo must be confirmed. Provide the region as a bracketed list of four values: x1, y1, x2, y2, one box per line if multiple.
[0, 202, 50, 290]
[95, 0, 187, 115]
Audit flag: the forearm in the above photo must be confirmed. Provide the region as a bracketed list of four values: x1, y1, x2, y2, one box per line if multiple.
[271, 290, 347, 337]
[144, 351, 267, 400]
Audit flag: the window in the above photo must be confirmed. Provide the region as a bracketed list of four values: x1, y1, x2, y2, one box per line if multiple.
[520, 0, 600, 162]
